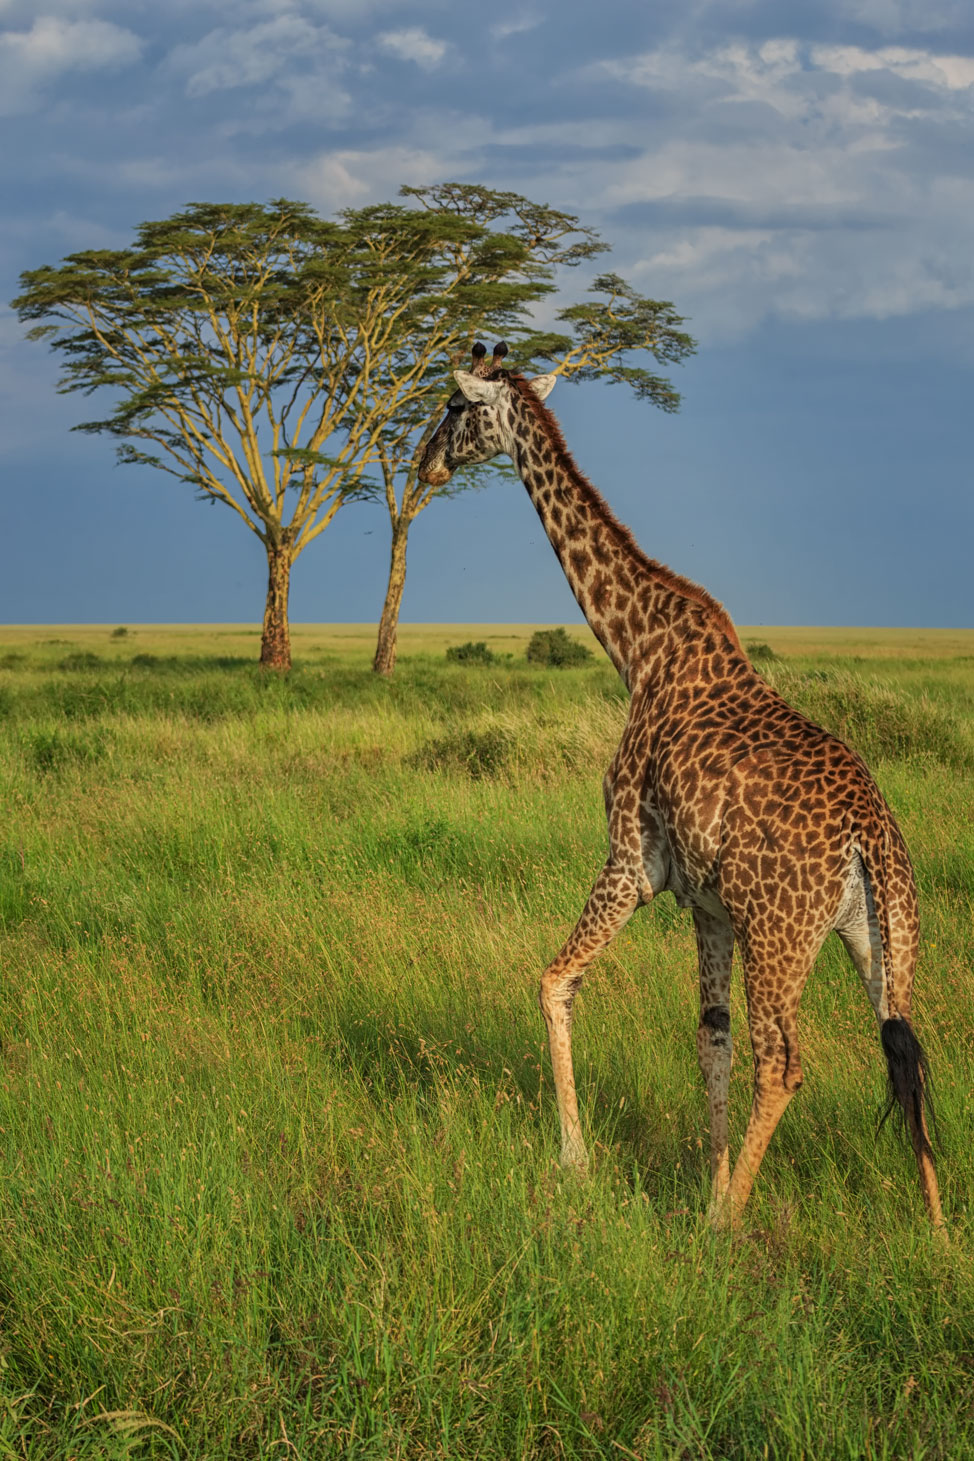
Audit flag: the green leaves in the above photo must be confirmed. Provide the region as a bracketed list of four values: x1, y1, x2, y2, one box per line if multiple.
[552, 272, 697, 411]
[400, 182, 608, 266]
[11, 185, 698, 636]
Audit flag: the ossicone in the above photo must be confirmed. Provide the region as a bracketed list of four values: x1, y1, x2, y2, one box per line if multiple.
[468, 341, 508, 379]
[490, 342, 509, 374]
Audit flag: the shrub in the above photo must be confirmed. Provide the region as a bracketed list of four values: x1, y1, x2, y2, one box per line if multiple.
[59, 651, 103, 671]
[413, 725, 514, 780]
[746, 641, 778, 664]
[22, 727, 109, 773]
[525, 628, 593, 668]
[446, 641, 496, 665]
[111, 626, 130, 639]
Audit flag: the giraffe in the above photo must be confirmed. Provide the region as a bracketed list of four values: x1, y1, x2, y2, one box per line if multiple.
[418, 342, 945, 1231]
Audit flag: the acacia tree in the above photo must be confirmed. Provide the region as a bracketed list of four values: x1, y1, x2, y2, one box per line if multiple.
[13, 189, 694, 671]
[362, 184, 696, 675]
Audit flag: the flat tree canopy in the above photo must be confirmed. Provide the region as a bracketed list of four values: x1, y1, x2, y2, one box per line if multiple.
[13, 188, 695, 670]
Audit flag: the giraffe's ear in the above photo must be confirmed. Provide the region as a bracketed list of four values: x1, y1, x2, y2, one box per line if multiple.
[453, 370, 503, 405]
[527, 373, 556, 402]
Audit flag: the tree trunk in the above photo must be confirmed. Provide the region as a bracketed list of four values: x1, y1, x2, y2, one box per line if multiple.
[260, 539, 293, 672]
[372, 521, 409, 677]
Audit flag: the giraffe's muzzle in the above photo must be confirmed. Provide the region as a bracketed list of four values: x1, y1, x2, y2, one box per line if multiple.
[418, 452, 452, 487]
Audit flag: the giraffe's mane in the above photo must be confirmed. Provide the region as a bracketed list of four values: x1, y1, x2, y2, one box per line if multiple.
[506, 373, 742, 652]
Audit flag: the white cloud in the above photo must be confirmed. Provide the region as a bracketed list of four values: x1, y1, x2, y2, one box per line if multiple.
[0, 15, 141, 114]
[604, 39, 808, 121]
[566, 36, 974, 335]
[164, 13, 352, 124]
[600, 35, 974, 128]
[491, 15, 543, 40]
[168, 14, 348, 95]
[293, 143, 448, 211]
[4, 7, 973, 349]
[176, 17, 316, 96]
[812, 43, 974, 89]
[603, 136, 899, 213]
[377, 26, 447, 69]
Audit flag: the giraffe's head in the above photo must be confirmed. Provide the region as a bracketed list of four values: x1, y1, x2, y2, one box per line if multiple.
[418, 341, 556, 487]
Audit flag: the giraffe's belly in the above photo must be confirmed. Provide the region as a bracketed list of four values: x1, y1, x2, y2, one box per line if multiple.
[640, 782, 726, 905]
[638, 795, 672, 897]
[658, 847, 728, 918]
[639, 792, 727, 916]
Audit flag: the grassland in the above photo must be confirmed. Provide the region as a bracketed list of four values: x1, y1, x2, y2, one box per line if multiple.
[0, 623, 972, 1459]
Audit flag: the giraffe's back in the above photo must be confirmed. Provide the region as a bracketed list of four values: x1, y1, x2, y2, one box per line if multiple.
[638, 646, 918, 964]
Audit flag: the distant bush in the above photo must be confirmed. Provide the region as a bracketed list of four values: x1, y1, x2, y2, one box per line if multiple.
[22, 727, 109, 773]
[111, 626, 130, 639]
[526, 628, 593, 669]
[746, 641, 779, 664]
[59, 652, 103, 671]
[412, 698, 625, 784]
[413, 725, 514, 780]
[446, 641, 496, 665]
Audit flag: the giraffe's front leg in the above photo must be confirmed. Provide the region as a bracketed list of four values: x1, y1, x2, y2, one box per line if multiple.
[692, 907, 735, 1221]
[539, 860, 641, 1172]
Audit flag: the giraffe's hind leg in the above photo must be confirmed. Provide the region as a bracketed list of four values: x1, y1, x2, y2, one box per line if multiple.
[539, 859, 641, 1171]
[692, 907, 735, 1218]
[717, 956, 810, 1228]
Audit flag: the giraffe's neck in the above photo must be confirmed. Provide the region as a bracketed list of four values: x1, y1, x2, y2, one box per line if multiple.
[508, 381, 739, 685]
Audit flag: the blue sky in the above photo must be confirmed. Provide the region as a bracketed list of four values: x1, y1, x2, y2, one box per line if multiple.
[1, 0, 972, 628]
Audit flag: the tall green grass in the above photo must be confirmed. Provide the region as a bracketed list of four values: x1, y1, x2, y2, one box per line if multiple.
[0, 631, 972, 1458]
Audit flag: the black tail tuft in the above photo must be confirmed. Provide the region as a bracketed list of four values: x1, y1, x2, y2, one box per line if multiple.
[879, 1017, 936, 1159]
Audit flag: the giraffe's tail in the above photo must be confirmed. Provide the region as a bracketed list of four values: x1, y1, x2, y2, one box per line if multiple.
[856, 821, 943, 1225]
[856, 826, 937, 1163]
[879, 1017, 936, 1161]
